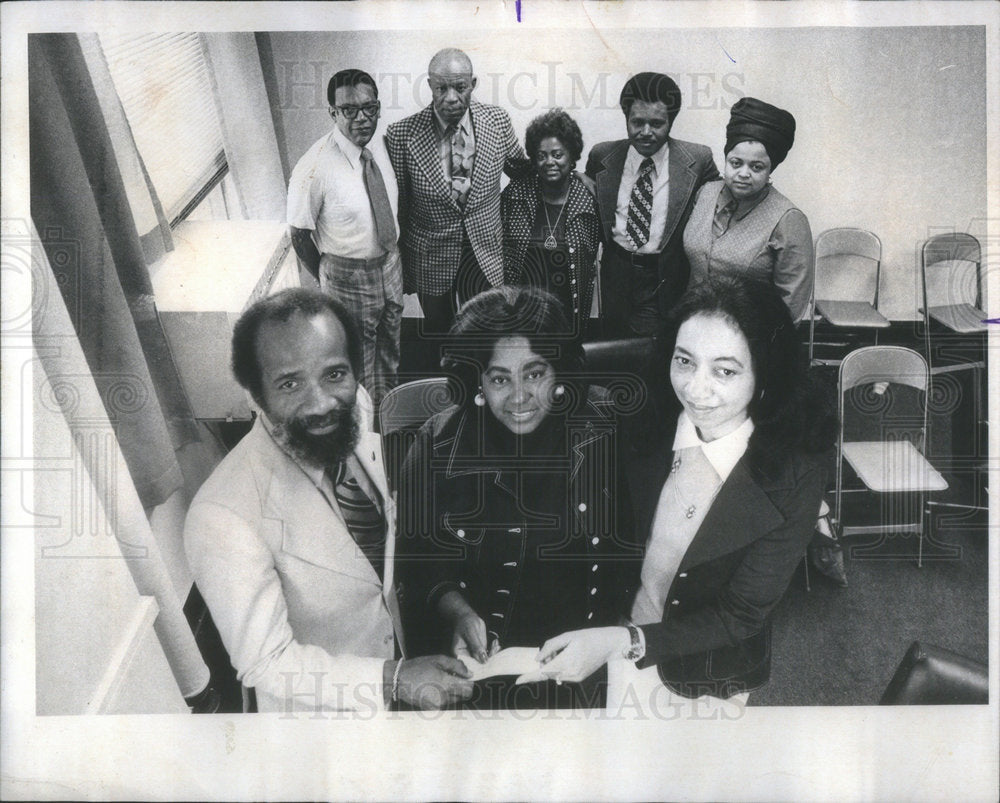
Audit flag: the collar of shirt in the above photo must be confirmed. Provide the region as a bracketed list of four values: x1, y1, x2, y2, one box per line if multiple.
[434, 107, 473, 140]
[331, 125, 364, 169]
[672, 411, 755, 483]
[718, 182, 772, 221]
[626, 140, 670, 177]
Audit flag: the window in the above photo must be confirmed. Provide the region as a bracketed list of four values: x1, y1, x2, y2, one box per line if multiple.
[98, 32, 228, 225]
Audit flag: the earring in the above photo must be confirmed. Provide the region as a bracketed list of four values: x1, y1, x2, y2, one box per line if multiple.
[554, 385, 565, 397]
[474, 388, 486, 407]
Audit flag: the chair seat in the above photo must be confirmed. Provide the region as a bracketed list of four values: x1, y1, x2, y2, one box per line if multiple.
[927, 303, 988, 333]
[842, 441, 948, 492]
[815, 300, 891, 328]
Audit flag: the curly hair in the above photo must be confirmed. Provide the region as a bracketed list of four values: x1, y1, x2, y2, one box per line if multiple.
[645, 276, 835, 474]
[441, 285, 587, 412]
[231, 287, 363, 403]
[619, 72, 682, 124]
[524, 108, 584, 165]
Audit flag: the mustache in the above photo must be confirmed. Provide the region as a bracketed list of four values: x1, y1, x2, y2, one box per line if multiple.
[276, 402, 360, 468]
[296, 409, 343, 431]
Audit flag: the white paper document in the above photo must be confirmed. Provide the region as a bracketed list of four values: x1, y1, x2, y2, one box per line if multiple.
[456, 647, 541, 681]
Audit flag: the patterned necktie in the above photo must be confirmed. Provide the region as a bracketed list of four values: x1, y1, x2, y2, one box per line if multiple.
[713, 196, 738, 238]
[449, 124, 474, 208]
[360, 148, 396, 253]
[625, 157, 655, 250]
[332, 461, 385, 580]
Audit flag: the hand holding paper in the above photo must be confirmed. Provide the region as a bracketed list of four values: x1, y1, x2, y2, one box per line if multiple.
[456, 646, 542, 681]
[515, 627, 630, 685]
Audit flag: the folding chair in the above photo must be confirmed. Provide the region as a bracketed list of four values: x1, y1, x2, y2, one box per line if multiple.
[834, 346, 947, 567]
[920, 232, 986, 338]
[919, 233, 988, 523]
[808, 228, 890, 365]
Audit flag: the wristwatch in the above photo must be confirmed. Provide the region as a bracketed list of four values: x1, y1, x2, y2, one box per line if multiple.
[622, 623, 645, 661]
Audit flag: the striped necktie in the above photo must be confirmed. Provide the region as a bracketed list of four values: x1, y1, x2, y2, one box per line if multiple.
[332, 461, 385, 580]
[625, 157, 655, 250]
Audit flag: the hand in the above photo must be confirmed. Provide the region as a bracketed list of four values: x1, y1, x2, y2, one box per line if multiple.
[516, 627, 629, 685]
[394, 655, 474, 710]
[452, 612, 489, 662]
[436, 590, 491, 662]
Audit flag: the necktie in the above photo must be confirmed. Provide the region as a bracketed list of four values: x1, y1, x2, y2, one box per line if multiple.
[625, 157, 655, 250]
[332, 461, 385, 580]
[360, 148, 396, 253]
[449, 124, 473, 208]
[713, 197, 738, 238]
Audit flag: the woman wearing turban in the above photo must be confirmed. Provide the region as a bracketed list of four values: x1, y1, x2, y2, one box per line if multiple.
[682, 98, 814, 322]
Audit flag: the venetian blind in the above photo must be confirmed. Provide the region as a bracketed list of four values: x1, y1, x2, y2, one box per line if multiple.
[98, 32, 227, 224]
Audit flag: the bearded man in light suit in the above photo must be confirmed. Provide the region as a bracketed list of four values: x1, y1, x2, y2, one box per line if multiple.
[587, 72, 719, 337]
[184, 288, 472, 713]
[386, 48, 529, 333]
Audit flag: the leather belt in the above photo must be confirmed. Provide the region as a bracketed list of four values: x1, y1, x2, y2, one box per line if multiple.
[608, 240, 660, 269]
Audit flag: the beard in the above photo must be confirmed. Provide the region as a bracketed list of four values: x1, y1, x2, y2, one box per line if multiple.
[271, 400, 360, 470]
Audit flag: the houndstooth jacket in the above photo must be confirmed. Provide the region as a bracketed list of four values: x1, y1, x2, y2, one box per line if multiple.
[385, 100, 529, 294]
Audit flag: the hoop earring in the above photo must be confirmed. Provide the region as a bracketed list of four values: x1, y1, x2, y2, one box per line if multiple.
[474, 388, 486, 407]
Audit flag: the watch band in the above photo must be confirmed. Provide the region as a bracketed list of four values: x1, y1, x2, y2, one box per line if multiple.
[623, 623, 645, 661]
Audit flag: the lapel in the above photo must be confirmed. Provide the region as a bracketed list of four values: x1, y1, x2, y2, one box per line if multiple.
[678, 459, 785, 571]
[596, 141, 629, 237]
[352, 427, 400, 605]
[660, 138, 699, 248]
[410, 105, 460, 212]
[466, 100, 490, 207]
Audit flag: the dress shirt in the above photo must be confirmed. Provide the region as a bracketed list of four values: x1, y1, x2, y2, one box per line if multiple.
[630, 413, 754, 625]
[612, 142, 671, 254]
[287, 126, 396, 260]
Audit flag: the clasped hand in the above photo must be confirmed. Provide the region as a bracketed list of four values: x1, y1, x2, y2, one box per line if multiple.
[516, 627, 629, 685]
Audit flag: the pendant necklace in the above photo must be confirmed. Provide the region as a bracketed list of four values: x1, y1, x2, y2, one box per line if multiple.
[669, 451, 722, 519]
[541, 192, 568, 250]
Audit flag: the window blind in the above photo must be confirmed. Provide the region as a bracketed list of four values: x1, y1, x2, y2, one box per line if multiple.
[98, 32, 227, 224]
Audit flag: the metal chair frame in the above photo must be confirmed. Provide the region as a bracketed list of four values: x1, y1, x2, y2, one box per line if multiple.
[834, 346, 947, 567]
[808, 227, 887, 365]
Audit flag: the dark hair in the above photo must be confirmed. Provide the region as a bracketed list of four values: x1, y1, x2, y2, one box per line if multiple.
[653, 276, 835, 473]
[441, 286, 587, 412]
[619, 72, 682, 123]
[524, 108, 584, 165]
[327, 69, 378, 106]
[231, 287, 363, 403]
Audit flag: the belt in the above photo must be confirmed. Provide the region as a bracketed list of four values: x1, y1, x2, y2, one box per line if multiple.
[322, 251, 391, 270]
[608, 241, 660, 269]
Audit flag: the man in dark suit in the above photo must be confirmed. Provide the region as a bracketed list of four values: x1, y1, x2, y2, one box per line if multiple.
[586, 73, 719, 336]
[385, 48, 528, 333]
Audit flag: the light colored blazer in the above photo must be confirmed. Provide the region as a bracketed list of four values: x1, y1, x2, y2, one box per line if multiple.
[184, 387, 403, 713]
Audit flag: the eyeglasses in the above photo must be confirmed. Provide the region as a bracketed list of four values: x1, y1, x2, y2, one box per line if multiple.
[334, 101, 381, 120]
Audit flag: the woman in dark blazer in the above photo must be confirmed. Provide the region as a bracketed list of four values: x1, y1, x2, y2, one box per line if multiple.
[501, 109, 600, 334]
[518, 276, 835, 705]
[396, 285, 638, 709]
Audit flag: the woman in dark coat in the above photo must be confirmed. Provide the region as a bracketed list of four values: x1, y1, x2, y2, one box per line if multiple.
[518, 276, 835, 710]
[501, 109, 600, 334]
[396, 286, 638, 709]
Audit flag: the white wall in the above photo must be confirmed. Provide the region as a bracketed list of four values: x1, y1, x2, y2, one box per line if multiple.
[264, 25, 987, 320]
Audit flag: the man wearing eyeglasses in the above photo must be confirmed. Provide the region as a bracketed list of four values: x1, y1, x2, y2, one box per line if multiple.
[386, 48, 529, 333]
[288, 69, 402, 404]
